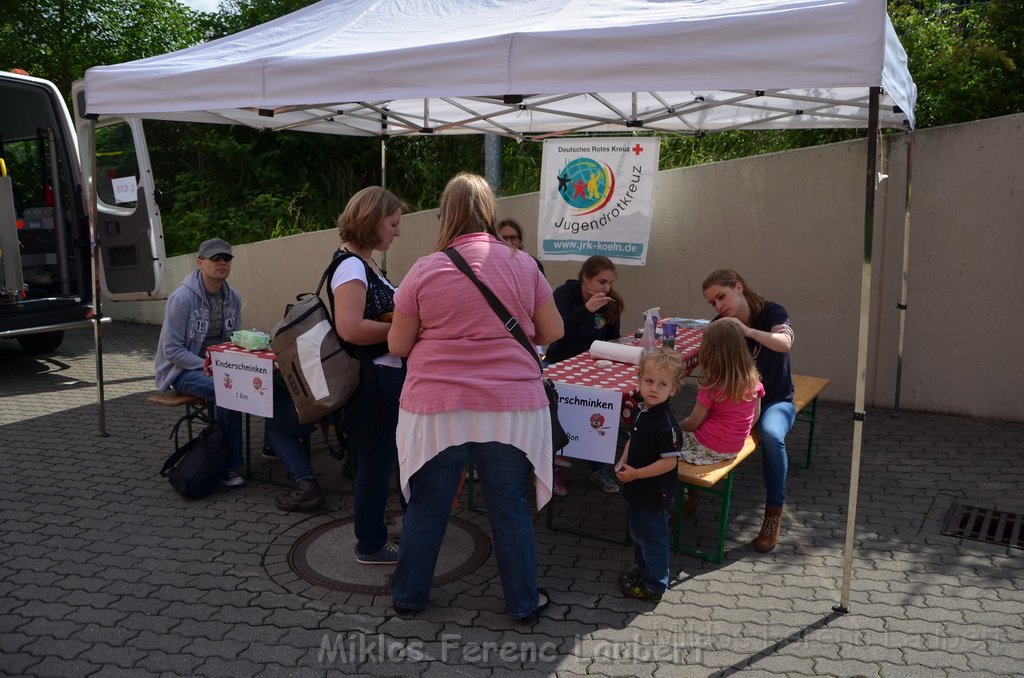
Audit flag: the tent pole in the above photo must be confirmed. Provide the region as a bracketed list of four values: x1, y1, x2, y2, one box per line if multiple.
[836, 87, 880, 613]
[85, 117, 108, 437]
[92, 244, 108, 437]
[380, 114, 388, 272]
[891, 133, 914, 415]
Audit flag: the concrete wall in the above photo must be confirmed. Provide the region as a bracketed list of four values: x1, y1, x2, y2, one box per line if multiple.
[108, 114, 1024, 421]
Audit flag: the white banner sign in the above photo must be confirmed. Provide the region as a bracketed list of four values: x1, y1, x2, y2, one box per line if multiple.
[538, 137, 660, 266]
[211, 350, 274, 417]
[553, 382, 622, 464]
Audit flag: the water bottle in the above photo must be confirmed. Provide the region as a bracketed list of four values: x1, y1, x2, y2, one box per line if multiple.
[640, 308, 658, 351]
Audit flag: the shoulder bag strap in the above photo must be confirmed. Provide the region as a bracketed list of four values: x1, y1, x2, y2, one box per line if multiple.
[443, 247, 543, 373]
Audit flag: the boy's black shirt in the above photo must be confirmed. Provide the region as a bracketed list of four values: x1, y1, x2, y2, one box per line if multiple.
[623, 399, 681, 511]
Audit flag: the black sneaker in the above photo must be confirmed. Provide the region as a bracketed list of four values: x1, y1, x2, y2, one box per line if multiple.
[355, 542, 400, 565]
[274, 479, 324, 512]
[221, 469, 245, 487]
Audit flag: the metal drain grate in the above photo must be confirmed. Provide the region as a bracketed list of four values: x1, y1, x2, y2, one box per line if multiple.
[942, 503, 1024, 550]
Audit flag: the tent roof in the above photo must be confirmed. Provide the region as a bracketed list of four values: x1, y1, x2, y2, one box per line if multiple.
[83, 0, 916, 138]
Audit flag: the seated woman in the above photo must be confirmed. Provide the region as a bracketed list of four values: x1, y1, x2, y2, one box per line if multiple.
[543, 255, 625, 496]
[701, 268, 795, 552]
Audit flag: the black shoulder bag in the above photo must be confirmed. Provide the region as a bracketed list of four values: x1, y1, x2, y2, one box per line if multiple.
[443, 247, 570, 452]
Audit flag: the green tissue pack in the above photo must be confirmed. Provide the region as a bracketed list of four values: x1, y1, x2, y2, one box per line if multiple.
[230, 329, 271, 351]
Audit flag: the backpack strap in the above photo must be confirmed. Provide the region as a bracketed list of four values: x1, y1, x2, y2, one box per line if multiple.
[160, 410, 208, 477]
[318, 249, 356, 321]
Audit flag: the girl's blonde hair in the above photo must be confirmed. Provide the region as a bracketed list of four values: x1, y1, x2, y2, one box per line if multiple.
[697, 320, 761, 403]
[638, 348, 685, 391]
[435, 173, 502, 251]
[337, 186, 407, 249]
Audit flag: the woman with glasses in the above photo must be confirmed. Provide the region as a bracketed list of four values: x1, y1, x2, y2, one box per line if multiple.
[498, 217, 545, 275]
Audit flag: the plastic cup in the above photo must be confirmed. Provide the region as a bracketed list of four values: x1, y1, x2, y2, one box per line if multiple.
[662, 321, 678, 340]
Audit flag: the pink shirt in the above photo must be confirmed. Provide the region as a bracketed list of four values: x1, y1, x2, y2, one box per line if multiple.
[394, 232, 553, 414]
[694, 381, 766, 454]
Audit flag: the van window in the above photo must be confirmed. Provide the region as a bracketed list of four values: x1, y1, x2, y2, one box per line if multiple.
[95, 122, 140, 209]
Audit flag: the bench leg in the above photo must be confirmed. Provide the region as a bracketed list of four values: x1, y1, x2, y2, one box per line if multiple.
[672, 475, 733, 565]
[714, 474, 733, 564]
[801, 396, 818, 469]
[183, 400, 213, 439]
[464, 460, 483, 513]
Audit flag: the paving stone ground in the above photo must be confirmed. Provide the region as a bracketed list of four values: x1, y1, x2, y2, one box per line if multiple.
[2, 321, 1023, 677]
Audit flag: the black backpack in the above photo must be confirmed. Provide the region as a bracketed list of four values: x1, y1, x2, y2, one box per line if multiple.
[160, 411, 230, 499]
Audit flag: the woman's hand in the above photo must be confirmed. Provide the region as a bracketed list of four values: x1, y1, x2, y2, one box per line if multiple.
[713, 316, 793, 353]
[584, 292, 611, 313]
[715, 315, 750, 338]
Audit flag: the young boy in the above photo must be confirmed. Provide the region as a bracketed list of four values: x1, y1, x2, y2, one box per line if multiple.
[614, 348, 685, 603]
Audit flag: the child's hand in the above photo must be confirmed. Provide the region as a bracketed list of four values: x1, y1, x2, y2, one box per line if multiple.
[615, 463, 635, 483]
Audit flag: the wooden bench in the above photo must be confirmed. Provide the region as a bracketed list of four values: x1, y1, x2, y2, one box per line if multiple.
[672, 373, 830, 563]
[672, 432, 759, 563]
[147, 392, 212, 438]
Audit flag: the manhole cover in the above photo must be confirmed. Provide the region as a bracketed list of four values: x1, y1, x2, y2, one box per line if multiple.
[942, 503, 1024, 549]
[287, 510, 492, 594]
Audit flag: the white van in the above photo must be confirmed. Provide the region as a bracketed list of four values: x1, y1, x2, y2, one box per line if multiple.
[0, 70, 164, 354]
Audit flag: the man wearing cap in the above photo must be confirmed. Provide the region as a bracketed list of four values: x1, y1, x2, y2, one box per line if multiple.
[155, 238, 245, 486]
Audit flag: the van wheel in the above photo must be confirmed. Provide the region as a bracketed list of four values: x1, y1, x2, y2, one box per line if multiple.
[17, 331, 65, 355]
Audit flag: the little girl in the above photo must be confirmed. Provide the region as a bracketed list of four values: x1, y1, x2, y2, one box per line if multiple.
[679, 320, 764, 464]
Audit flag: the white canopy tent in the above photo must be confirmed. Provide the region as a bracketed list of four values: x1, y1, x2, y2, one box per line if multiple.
[84, 0, 915, 136]
[83, 0, 916, 611]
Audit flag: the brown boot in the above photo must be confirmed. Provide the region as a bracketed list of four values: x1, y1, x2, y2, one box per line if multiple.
[753, 505, 783, 552]
[275, 479, 324, 512]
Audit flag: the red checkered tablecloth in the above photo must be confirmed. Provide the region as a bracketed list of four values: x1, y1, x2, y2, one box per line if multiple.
[543, 326, 703, 394]
[204, 341, 276, 369]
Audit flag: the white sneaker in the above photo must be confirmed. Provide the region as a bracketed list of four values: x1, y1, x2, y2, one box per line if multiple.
[221, 469, 245, 487]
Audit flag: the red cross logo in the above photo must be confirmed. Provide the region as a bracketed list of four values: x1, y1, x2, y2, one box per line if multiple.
[632, 143, 644, 156]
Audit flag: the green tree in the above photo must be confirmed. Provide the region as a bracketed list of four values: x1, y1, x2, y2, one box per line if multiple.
[890, 0, 1023, 127]
[0, 0, 208, 95]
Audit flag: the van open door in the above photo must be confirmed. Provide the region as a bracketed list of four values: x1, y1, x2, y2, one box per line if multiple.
[71, 80, 166, 301]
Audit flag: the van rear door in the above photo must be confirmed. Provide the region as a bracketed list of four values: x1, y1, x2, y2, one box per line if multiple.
[72, 81, 167, 300]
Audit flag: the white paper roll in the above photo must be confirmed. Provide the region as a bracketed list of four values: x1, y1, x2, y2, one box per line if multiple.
[590, 340, 643, 365]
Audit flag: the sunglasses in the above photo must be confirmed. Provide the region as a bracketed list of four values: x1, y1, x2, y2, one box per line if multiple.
[207, 254, 233, 262]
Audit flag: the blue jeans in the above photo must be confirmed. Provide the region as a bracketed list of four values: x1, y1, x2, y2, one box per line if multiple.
[267, 386, 316, 483]
[172, 369, 243, 470]
[392, 441, 540, 619]
[345, 364, 405, 555]
[758, 400, 796, 508]
[628, 505, 671, 594]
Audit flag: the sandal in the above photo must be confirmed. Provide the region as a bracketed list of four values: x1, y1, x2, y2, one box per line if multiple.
[515, 588, 551, 624]
[590, 468, 621, 494]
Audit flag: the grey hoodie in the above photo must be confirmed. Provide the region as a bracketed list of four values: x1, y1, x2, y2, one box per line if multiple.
[154, 269, 242, 391]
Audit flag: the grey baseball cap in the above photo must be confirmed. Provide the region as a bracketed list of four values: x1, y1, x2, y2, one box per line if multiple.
[197, 238, 233, 259]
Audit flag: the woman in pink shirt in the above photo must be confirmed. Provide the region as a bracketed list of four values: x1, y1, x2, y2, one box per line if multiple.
[388, 173, 563, 624]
